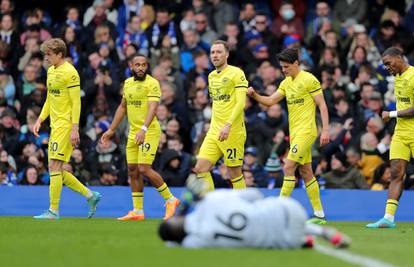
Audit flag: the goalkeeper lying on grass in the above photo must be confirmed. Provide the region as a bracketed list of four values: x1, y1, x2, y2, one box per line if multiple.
[158, 176, 351, 249]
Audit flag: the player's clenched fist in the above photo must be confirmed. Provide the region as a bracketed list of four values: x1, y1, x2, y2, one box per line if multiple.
[382, 111, 390, 122]
[247, 87, 256, 97]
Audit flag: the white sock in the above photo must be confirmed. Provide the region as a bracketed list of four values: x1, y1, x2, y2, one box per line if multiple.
[314, 210, 325, 218]
[133, 209, 144, 215]
[86, 190, 93, 199]
[167, 197, 176, 203]
[384, 214, 394, 222]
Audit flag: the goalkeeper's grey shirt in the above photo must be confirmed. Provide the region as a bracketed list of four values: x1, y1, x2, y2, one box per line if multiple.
[182, 189, 308, 249]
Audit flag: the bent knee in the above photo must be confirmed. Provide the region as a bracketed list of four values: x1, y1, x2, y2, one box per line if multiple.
[138, 164, 150, 174]
[128, 164, 138, 173]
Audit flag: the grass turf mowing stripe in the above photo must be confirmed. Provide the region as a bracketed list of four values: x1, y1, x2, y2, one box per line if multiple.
[314, 244, 396, 267]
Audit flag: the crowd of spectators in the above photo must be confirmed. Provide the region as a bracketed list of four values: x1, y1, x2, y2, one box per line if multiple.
[1, 0, 414, 191]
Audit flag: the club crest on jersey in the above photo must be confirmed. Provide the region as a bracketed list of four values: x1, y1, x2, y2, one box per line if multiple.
[71, 75, 76, 81]
[222, 77, 229, 84]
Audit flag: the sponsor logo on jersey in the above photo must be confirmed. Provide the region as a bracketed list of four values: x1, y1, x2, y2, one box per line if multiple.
[287, 98, 305, 105]
[127, 100, 142, 106]
[397, 97, 411, 103]
[49, 89, 60, 95]
[212, 94, 231, 101]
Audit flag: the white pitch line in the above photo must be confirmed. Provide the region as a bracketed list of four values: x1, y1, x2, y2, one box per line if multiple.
[314, 244, 397, 267]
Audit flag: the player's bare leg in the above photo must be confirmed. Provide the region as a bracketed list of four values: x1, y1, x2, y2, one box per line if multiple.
[299, 163, 325, 224]
[387, 159, 407, 201]
[367, 159, 407, 228]
[227, 166, 246, 189]
[193, 158, 215, 191]
[118, 164, 144, 220]
[138, 164, 179, 220]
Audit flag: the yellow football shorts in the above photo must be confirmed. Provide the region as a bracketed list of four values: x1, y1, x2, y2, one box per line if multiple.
[198, 131, 246, 167]
[389, 134, 414, 162]
[48, 127, 73, 163]
[126, 130, 160, 164]
[287, 134, 317, 165]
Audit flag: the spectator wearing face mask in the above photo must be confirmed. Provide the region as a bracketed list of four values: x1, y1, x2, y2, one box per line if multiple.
[271, 1, 304, 41]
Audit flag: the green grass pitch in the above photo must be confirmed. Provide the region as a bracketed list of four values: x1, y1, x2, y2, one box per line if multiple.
[0, 217, 413, 267]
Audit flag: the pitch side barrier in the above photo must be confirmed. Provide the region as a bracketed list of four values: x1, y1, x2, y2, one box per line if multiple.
[1, 186, 413, 221]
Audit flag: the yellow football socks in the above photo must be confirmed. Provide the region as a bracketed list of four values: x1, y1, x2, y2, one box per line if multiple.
[306, 177, 324, 217]
[385, 199, 399, 222]
[157, 183, 173, 200]
[197, 172, 215, 191]
[230, 175, 246, 189]
[280, 176, 296, 197]
[132, 192, 144, 211]
[49, 171, 63, 212]
[62, 171, 91, 198]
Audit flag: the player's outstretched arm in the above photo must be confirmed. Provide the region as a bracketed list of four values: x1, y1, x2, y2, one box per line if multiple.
[313, 94, 330, 146]
[101, 98, 127, 144]
[247, 87, 285, 107]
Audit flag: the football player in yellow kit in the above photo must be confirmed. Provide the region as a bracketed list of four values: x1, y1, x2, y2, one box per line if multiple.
[367, 47, 414, 228]
[248, 48, 330, 225]
[193, 40, 249, 191]
[33, 38, 101, 220]
[101, 54, 179, 221]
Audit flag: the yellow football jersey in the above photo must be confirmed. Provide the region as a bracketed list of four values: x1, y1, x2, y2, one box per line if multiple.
[394, 66, 414, 137]
[44, 61, 81, 129]
[208, 65, 248, 134]
[123, 74, 161, 140]
[278, 70, 322, 136]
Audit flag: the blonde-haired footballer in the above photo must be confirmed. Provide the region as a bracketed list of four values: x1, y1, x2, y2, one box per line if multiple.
[101, 54, 179, 221]
[248, 48, 330, 225]
[33, 38, 101, 220]
[193, 40, 249, 191]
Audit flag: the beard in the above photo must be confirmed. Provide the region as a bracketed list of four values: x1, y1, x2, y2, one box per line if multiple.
[133, 71, 147, 81]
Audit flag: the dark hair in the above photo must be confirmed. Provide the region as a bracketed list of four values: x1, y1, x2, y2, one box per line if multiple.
[242, 2, 255, 10]
[168, 135, 182, 144]
[156, 7, 169, 14]
[158, 220, 186, 243]
[193, 50, 207, 59]
[277, 48, 299, 64]
[255, 11, 268, 18]
[0, 162, 8, 174]
[132, 53, 147, 61]
[380, 20, 396, 29]
[382, 47, 403, 58]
